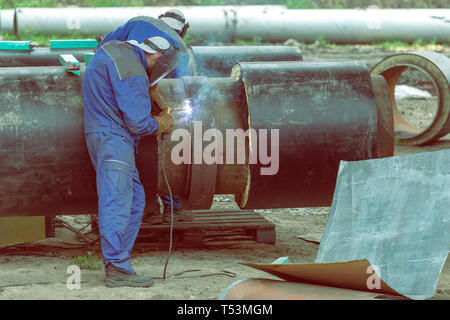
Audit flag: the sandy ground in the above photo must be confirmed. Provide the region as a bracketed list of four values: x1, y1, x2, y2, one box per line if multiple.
[0, 205, 330, 300]
[0, 45, 449, 300]
[1, 190, 448, 300]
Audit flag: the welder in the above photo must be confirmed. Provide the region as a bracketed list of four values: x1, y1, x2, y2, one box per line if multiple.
[82, 36, 179, 287]
[96, 8, 193, 225]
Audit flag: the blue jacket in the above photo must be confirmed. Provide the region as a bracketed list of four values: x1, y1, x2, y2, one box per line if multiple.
[99, 16, 189, 78]
[82, 40, 158, 145]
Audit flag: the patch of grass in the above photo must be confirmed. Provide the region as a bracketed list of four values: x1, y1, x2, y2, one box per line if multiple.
[70, 251, 104, 270]
[315, 34, 334, 47]
[1, 29, 99, 47]
[196, 0, 226, 5]
[370, 39, 448, 51]
[0, 0, 151, 8]
[286, 0, 317, 9]
[234, 36, 263, 46]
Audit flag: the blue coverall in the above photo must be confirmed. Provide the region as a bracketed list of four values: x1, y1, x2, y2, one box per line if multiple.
[99, 16, 188, 210]
[83, 40, 158, 274]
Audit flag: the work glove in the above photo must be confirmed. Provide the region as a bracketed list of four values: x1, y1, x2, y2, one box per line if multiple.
[154, 108, 174, 135]
[149, 84, 164, 115]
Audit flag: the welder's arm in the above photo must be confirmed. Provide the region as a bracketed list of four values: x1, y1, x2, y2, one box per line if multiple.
[111, 75, 159, 137]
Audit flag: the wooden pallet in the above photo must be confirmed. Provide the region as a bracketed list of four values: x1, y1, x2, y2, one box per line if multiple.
[136, 209, 276, 248]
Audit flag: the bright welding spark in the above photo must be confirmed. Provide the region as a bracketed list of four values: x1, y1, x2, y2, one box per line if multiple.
[183, 99, 193, 115]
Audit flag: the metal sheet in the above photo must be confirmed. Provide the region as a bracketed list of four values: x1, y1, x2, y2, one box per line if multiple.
[0, 216, 46, 247]
[220, 277, 398, 300]
[242, 259, 401, 296]
[316, 149, 450, 300]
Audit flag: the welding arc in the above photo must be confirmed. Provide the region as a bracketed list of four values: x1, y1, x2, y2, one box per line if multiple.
[371, 51, 450, 146]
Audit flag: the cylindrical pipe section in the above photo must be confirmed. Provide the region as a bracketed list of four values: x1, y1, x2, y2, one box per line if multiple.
[0, 47, 90, 67]
[0, 68, 248, 216]
[232, 61, 388, 209]
[0, 66, 94, 217]
[7, 7, 450, 43]
[234, 8, 450, 44]
[371, 51, 450, 146]
[188, 46, 303, 78]
[154, 76, 249, 209]
[0, 45, 302, 74]
[11, 6, 282, 41]
[0, 9, 15, 33]
[0, 61, 391, 216]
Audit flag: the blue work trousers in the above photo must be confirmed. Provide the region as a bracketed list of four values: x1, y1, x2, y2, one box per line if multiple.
[85, 132, 145, 274]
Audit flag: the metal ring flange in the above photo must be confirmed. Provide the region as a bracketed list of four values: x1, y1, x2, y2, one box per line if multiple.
[181, 77, 218, 210]
[371, 51, 450, 146]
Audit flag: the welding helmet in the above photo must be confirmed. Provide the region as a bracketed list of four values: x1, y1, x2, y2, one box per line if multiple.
[126, 36, 181, 87]
[158, 9, 190, 38]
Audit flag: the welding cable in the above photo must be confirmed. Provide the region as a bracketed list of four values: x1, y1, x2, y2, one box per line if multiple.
[0, 281, 90, 289]
[161, 133, 174, 280]
[157, 135, 236, 281]
[171, 269, 237, 279]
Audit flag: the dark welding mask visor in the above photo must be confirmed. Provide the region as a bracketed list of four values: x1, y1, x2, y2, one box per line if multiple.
[147, 43, 181, 87]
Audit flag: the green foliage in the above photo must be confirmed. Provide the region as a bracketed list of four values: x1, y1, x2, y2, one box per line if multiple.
[286, 0, 317, 8]
[70, 251, 104, 270]
[183, 32, 193, 46]
[367, 39, 446, 51]
[196, 0, 226, 5]
[234, 36, 262, 46]
[1, 30, 98, 46]
[83, 0, 122, 6]
[374, 40, 419, 50]
[315, 34, 329, 46]
[0, 0, 448, 8]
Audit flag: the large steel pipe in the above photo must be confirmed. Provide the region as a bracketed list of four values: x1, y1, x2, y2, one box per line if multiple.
[231, 61, 387, 209]
[0, 45, 303, 78]
[0, 9, 15, 33]
[10, 6, 283, 41]
[0, 61, 393, 217]
[4, 7, 450, 44]
[0, 47, 90, 67]
[234, 8, 450, 44]
[188, 45, 302, 78]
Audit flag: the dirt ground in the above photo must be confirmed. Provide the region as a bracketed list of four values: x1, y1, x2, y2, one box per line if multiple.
[0, 45, 449, 300]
